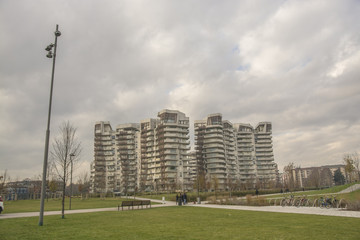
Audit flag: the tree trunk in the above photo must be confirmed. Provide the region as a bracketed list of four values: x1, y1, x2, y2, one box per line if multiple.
[61, 158, 66, 219]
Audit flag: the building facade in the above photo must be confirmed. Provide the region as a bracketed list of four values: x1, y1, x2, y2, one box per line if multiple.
[91, 122, 140, 194]
[195, 114, 278, 191]
[91, 110, 191, 193]
[91, 111, 278, 193]
[140, 110, 191, 192]
[282, 164, 349, 188]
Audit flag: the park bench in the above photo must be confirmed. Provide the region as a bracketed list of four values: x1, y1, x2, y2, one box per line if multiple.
[119, 200, 151, 211]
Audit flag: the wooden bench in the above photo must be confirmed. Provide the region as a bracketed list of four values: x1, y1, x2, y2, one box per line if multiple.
[119, 200, 151, 211]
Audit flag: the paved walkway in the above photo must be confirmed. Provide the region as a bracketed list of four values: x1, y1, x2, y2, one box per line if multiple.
[338, 184, 360, 194]
[1, 192, 359, 219]
[189, 203, 360, 218]
[0, 199, 175, 220]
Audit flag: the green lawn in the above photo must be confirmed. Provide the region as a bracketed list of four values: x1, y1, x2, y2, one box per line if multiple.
[3, 197, 134, 213]
[138, 183, 360, 203]
[0, 207, 359, 240]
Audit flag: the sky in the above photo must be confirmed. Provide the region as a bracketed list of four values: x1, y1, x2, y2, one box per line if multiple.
[1, 0, 360, 180]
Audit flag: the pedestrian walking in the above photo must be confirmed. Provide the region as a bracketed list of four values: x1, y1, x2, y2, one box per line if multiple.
[176, 194, 179, 205]
[183, 192, 187, 205]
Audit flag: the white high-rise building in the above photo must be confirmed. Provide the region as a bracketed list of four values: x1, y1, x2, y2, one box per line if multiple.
[194, 114, 237, 190]
[91, 121, 140, 194]
[140, 110, 190, 191]
[91, 112, 278, 193]
[254, 122, 277, 186]
[195, 114, 278, 190]
[91, 109, 191, 193]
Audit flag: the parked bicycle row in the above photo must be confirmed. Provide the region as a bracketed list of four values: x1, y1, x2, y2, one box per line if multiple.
[273, 195, 346, 208]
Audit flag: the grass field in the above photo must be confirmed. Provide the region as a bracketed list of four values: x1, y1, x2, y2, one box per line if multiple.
[138, 183, 360, 202]
[0, 207, 359, 240]
[269, 183, 359, 198]
[3, 197, 134, 214]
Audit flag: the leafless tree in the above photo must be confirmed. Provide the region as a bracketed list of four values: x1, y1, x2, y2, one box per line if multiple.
[51, 121, 81, 219]
[320, 168, 333, 187]
[283, 162, 295, 189]
[226, 176, 237, 197]
[308, 168, 321, 188]
[77, 171, 90, 199]
[0, 169, 9, 196]
[211, 175, 219, 199]
[344, 154, 355, 183]
[352, 152, 360, 181]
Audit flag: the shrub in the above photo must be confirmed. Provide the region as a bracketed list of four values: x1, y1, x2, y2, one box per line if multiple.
[347, 199, 360, 211]
[246, 194, 253, 205]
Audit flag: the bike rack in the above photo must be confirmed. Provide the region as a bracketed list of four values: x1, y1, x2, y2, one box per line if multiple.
[338, 199, 347, 209]
[313, 199, 318, 207]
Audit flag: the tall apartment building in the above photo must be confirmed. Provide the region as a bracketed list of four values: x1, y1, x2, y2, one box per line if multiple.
[195, 114, 277, 190]
[91, 109, 191, 193]
[140, 110, 190, 192]
[90, 121, 140, 193]
[234, 122, 277, 188]
[194, 114, 237, 190]
[140, 118, 158, 191]
[234, 123, 257, 187]
[91, 111, 278, 193]
[115, 123, 141, 194]
[254, 122, 277, 186]
[91, 121, 114, 193]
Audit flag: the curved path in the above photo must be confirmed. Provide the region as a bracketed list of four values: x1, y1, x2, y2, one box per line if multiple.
[338, 184, 360, 194]
[190, 203, 360, 218]
[1, 199, 359, 219]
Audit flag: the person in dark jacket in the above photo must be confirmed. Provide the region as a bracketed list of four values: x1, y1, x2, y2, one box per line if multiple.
[183, 192, 187, 205]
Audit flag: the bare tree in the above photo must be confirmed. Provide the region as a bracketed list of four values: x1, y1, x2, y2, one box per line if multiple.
[283, 162, 295, 189]
[352, 152, 360, 181]
[51, 121, 81, 219]
[344, 154, 355, 183]
[212, 175, 219, 199]
[320, 168, 333, 187]
[0, 169, 9, 196]
[308, 168, 321, 188]
[77, 171, 90, 199]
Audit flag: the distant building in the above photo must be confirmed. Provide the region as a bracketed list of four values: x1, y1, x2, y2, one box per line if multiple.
[282, 164, 348, 188]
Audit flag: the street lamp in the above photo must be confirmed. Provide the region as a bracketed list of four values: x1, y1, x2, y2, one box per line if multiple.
[69, 153, 75, 210]
[39, 24, 61, 226]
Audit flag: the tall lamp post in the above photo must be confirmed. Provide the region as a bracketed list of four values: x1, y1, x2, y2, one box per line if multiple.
[69, 153, 75, 210]
[39, 24, 61, 226]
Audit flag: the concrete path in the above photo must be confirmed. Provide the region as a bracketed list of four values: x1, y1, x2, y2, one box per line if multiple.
[188, 203, 360, 218]
[1, 197, 359, 219]
[338, 184, 360, 194]
[0, 199, 174, 220]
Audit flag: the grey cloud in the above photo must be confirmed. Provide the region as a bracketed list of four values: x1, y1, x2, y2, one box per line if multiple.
[1, 0, 359, 178]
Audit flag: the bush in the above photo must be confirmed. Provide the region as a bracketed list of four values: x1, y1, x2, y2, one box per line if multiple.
[246, 194, 253, 205]
[347, 199, 360, 211]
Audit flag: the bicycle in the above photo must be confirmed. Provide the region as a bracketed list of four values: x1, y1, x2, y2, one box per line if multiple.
[330, 196, 338, 208]
[281, 194, 294, 207]
[319, 196, 331, 209]
[296, 195, 308, 207]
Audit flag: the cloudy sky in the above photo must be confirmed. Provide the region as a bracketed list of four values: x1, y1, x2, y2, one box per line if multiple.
[1, 0, 359, 180]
